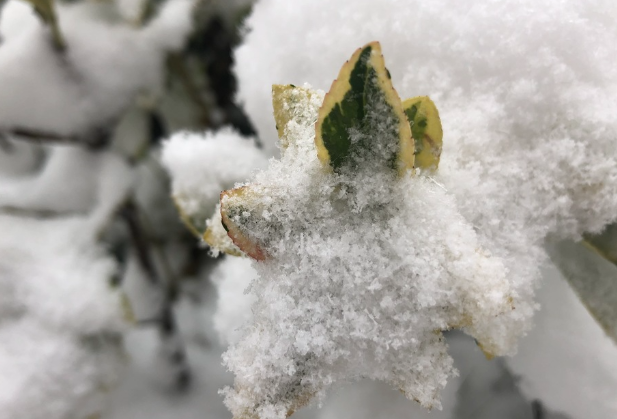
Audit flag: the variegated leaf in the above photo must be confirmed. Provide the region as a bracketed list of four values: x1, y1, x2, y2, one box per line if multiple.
[314, 41, 414, 175]
[402, 96, 443, 171]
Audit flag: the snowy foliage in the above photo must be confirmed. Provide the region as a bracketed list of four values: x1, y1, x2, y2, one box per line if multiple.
[230, 2, 617, 416]
[0, 0, 193, 139]
[1, 0, 616, 418]
[0, 142, 132, 419]
[235, 0, 617, 265]
[0, 1, 197, 418]
[218, 70, 518, 417]
[0, 213, 126, 419]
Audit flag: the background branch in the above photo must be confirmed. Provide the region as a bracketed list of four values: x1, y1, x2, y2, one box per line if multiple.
[119, 200, 192, 390]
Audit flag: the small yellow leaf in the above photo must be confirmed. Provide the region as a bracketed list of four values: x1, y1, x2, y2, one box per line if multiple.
[402, 96, 443, 171]
[272, 84, 319, 151]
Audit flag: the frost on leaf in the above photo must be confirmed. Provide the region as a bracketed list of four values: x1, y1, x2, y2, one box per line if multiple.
[272, 84, 321, 151]
[314, 42, 414, 175]
[220, 42, 516, 419]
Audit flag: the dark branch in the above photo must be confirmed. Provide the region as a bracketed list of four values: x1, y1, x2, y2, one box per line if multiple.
[4, 127, 110, 149]
[119, 200, 192, 390]
[532, 400, 544, 419]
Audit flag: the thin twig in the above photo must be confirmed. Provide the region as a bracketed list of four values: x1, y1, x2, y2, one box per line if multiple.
[3, 126, 109, 148]
[0, 206, 81, 218]
[121, 201, 160, 283]
[22, 0, 66, 51]
[0, 133, 14, 153]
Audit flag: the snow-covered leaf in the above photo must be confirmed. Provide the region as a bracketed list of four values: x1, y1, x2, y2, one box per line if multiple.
[314, 42, 414, 175]
[220, 185, 268, 261]
[162, 128, 268, 239]
[204, 203, 244, 257]
[272, 84, 319, 151]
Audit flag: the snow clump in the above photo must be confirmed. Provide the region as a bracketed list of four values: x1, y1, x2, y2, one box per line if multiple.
[0, 214, 127, 419]
[232, 2, 617, 407]
[161, 127, 268, 231]
[219, 83, 517, 419]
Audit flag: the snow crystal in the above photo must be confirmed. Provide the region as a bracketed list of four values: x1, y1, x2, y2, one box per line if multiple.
[161, 127, 268, 227]
[219, 85, 516, 418]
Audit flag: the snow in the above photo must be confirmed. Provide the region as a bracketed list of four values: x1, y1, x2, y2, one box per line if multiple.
[234, 0, 617, 310]
[107, 255, 533, 419]
[0, 214, 126, 419]
[0, 0, 615, 418]
[0, 0, 193, 139]
[0, 146, 104, 213]
[0, 0, 194, 411]
[210, 251, 533, 419]
[232, 2, 617, 415]
[0, 146, 133, 224]
[219, 84, 517, 418]
[103, 305, 234, 419]
[507, 262, 617, 419]
[161, 128, 268, 227]
[211, 256, 257, 345]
